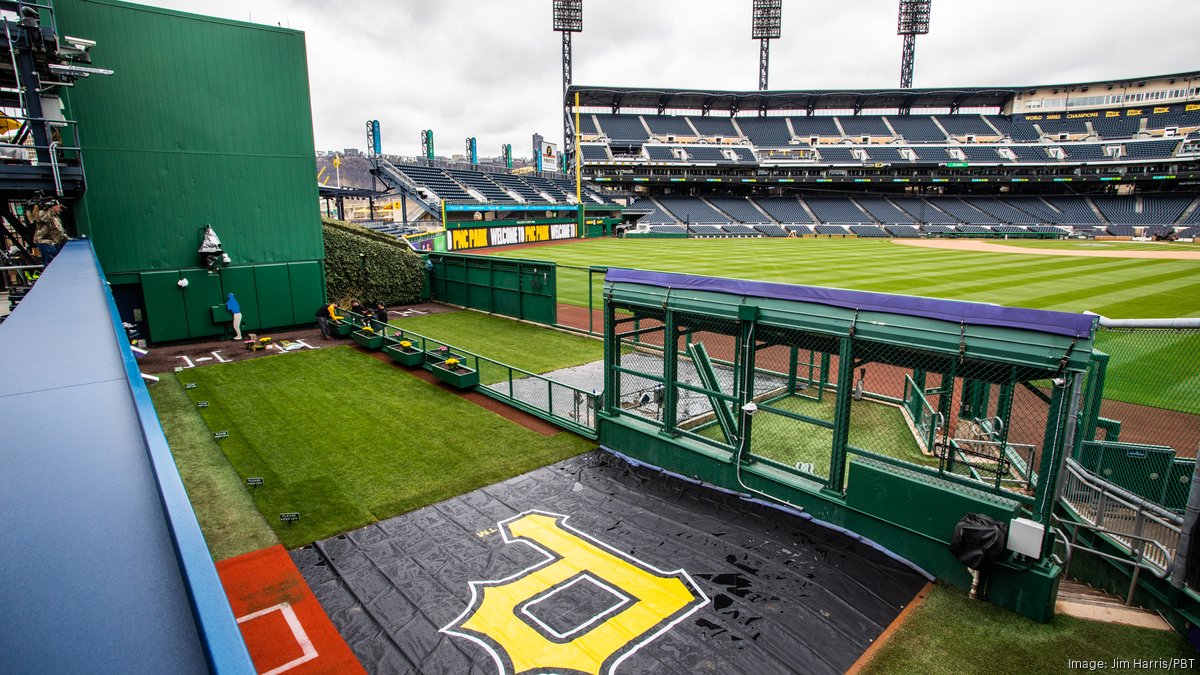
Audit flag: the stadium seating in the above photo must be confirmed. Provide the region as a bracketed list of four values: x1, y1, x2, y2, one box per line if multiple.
[1124, 139, 1181, 160]
[446, 168, 512, 201]
[1146, 111, 1200, 130]
[1009, 145, 1054, 162]
[395, 165, 476, 202]
[687, 116, 741, 138]
[885, 225, 921, 238]
[754, 197, 813, 223]
[723, 224, 758, 235]
[910, 146, 953, 163]
[581, 145, 611, 162]
[1037, 119, 1089, 137]
[849, 225, 888, 238]
[886, 116, 947, 143]
[644, 115, 696, 137]
[1142, 225, 1174, 238]
[595, 114, 649, 142]
[935, 115, 998, 137]
[985, 116, 1041, 142]
[735, 117, 793, 147]
[646, 146, 682, 162]
[1061, 144, 1107, 161]
[709, 197, 769, 223]
[814, 224, 850, 235]
[648, 225, 687, 234]
[1093, 194, 1193, 224]
[865, 146, 907, 163]
[1028, 225, 1065, 235]
[785, 224, 814, 235]
[1106, 224, 1135, 236]
[689, 224, 725, 236]
[960, 146, 1010, 163]
[1186, 205, 1200, 224]
[956, 224, 992, 234]
[631, 198, 679, 224]
[967, 197, 1039, 224]
[892, 198, 958, 224]
[838, 116, 892, 139]
[818, 146, 858, 163]
[658, 196, 729, 223]
[789, 116, 842, 139]
[1177, 226, 1200, 238]
[754, 224, 789, 237]
[1044, 196, 1101, 224]
[730, 147, 757, 163]
[1092, 117, 1141, 139]
[856, 197, 916, 224]
[921, 224, 955, 234]
[578, 114, 599, 135]
[489, 172, 550, 202]
[805, 197, 871, 224]
[936, 199, 1000, 224]
[1001, 196, 1062, 223]
[992, 225, 1026, 235]
[686, 146, 734, 163]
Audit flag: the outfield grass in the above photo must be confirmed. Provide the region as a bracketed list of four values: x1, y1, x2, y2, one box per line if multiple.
[150, 373, 279, 561]
[863, 584, 1195, 675]
[495, 238, 1200, 319]
[992, 239, 1200, 252]
[385, 309, 601, 375]
[695, 394, 935, 477]
[177, 347, 594, 547]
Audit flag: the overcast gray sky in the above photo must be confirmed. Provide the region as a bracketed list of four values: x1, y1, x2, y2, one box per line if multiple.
[140, 0, 1200, 158]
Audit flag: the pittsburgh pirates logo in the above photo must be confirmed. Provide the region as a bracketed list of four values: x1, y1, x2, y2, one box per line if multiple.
[442, 511, 708, 675]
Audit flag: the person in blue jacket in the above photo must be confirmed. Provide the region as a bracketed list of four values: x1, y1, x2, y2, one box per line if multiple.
[225, 292, 243, 340]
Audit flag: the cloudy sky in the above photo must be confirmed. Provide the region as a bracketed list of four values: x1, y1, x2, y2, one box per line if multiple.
[140, 0, 1200, 158]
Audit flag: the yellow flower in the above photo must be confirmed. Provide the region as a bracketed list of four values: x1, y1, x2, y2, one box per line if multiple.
[399, 340, 413, 349]
[444, 357, 460, 368]
[362, 326, 375, 333]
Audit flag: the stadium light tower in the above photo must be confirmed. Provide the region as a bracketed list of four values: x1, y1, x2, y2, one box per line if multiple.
[897, 0, 931, 89]
[751, 0, 782, 92]
[553, 0, 583, 173]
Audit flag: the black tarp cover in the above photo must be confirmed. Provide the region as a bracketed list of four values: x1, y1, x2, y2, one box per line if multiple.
[292, 451, 927, 674]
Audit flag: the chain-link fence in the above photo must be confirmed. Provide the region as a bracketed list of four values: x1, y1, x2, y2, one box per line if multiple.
[553, 264, 607, 336]
[1075, 325, 1200, 513]
[602, 298, 1080, 508]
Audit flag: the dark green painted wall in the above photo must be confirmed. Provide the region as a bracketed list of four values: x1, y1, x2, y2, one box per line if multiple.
[56, 0, 325, 341]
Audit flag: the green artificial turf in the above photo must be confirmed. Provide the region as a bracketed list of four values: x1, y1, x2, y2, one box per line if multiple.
[177, 346, 594, 548]
[150, 373, 279, 561]
[862, 584, 1196, 675]
[383, 309, 602, 375]
[493, 238, 1200, 319]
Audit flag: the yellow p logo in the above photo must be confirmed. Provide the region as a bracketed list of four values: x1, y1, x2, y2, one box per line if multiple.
[442, 511, 708, 675]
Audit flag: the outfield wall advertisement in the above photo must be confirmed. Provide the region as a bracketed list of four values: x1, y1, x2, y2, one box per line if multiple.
[448, 223, 577, 251]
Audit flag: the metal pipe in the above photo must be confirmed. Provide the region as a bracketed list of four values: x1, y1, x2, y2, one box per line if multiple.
[1098, 316, 1200, 329]
[1168, 455, 1200, 588]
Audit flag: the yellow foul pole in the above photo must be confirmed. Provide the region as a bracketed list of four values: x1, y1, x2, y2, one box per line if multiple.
[575, 91, 584, 238]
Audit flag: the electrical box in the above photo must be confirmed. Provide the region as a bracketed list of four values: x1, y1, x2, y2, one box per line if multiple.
[1007, 517, 1044, 558]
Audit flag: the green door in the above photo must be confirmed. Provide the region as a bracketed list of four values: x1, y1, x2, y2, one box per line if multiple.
[287, 261, 324, 325]
[140, 271, 189, 342]
[219, 265, 260, 330]
[180, 270, 224, 338]
[254, 264, 294, 328]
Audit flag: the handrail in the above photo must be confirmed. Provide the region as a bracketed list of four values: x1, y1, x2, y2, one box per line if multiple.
[1058, 457, 1183, 580]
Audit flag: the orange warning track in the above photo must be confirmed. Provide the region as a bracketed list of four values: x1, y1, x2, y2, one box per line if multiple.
[217, 545, 365, 675]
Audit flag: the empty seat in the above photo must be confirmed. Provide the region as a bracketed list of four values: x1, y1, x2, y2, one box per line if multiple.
[643, 115, 696, 136]
[754, 224, 789, 237]
[686, 146, 734, 163]
[754, 197, 812, 223]
[814, 224, 849, 235]
[646, 146, 682, 162]
[1092, 117, 1141, 139]
[838, 116, 892, 138]
[960, 146, 1009, 163]
[986, 116, 1040, 142]
[709, 197, 769, 223]
[788, 116, 842, 138]
[581, 145, 611, 162]
[688, 116, 741, 138]
[1124, 139, 1180, 160]
[818, 146, 858, 163]
[735, 117, 792, 147]
[935, 115, 996, 137]
[886, 116, 947, 143]
[849, 225, 888, 238]
[885, 225, 921, 238]
[856, 197, 915, 224]
[805, 197, 871, 224]
[595, 114, 649, 142]
[657, 196, 729, 223]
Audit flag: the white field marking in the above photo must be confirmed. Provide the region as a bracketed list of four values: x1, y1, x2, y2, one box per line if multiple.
[290, 339, 315, 350]
[195, 357, 212, 363]
[440, 509, 710, 675]
[211, 351, 230, 363]
[517, 571, 632, 640]
[236, 602, 318, 675]
[176, 355, 195, 368]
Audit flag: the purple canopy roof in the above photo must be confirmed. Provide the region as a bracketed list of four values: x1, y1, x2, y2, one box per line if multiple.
[605, 269, 1094, 338]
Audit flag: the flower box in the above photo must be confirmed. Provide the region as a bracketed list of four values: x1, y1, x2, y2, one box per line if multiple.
[332, 320, 357, 337]
[383, 343, 425, 367]
[352, 329, 384, 350]
[429, 360, 479, 389]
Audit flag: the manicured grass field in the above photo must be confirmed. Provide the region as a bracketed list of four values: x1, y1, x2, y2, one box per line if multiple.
[151, 373, 279, 561]
[991, 239, 1200, 252]
[175, 347, 594, 548]
[494, 238, 1200, 319]
[385, 309, 601, 375]
[862, 584, 1195, 675]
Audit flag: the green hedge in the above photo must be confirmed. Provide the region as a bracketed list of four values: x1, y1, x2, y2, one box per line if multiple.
[322, 217, 424, 305]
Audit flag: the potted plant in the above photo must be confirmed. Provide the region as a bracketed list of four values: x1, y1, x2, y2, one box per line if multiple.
[352, 324, 384, 350]
[429, 356, 479, 389]
[383, 338, 425, 367]
[332, 314, 357, 336]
